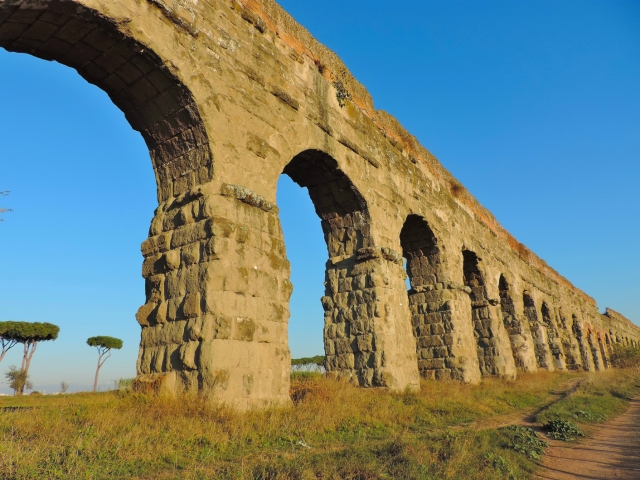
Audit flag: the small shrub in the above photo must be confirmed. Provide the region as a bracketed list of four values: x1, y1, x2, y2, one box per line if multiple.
[498, 425, 548, 459]
[609, 344, 640, 369]
[573, 410, 605, 422]
[332, 78, 352, 107]
[5, 366, 32, 395]
[484, 453, 515, 478]
[117, 378, 134, 390]
[544, 419, 584, 441]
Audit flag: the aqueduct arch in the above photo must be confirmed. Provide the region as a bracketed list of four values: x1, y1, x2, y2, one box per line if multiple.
[0, 0, 212, 201]
[3, 0, 639, 408]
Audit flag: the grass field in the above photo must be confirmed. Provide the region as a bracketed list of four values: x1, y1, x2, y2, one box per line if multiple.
[1, 369, 639, 479]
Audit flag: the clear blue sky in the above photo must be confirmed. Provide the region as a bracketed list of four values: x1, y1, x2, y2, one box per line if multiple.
[1, 0, 638, 392]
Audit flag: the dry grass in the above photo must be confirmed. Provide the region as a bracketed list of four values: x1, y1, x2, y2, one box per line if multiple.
[0, 369, 637, 479]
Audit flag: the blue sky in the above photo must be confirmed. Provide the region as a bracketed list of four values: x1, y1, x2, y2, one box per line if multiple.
[1, 1, 639, 392]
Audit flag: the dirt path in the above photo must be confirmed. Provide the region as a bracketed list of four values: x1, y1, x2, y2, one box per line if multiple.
[468, 376, 585, 432]
[535, 396, 640, 479]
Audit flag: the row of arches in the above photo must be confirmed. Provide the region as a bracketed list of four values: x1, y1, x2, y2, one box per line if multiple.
[283, 153, 633, 381]
[281, 150, 635, 385]
[397, 211, 624, 380]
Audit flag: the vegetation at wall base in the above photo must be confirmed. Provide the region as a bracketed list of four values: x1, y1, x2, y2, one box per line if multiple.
[0, 369, 638, 479]
[609, 344, 640, 369]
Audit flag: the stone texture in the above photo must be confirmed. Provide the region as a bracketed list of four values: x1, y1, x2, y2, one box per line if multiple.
[2, 0, 639, 409]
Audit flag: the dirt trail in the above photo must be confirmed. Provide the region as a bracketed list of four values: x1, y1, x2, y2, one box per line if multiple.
[535, 396, 640, 479]
[468, 376, 585, 431]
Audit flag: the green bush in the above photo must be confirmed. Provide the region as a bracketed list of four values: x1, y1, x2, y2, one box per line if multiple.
[5, 366, 32, 395]
[544, 419, 584, 441]
[609, 344, 640, 369]
[498, 425, 548, 459]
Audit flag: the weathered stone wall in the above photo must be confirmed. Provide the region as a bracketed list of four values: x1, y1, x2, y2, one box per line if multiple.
[2, 0, 639, 409]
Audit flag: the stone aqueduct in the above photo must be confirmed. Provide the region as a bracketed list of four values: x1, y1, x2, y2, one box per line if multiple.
[2, 0, 639, 408]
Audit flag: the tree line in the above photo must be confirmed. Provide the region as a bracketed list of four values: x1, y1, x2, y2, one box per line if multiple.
[0, 321, 122, 394]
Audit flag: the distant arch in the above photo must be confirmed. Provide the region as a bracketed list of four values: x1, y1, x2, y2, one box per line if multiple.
[597, 332, 609, 368]
[463, 251, 514, 376]
[498, 275, 533, 370]
[541, 302, 565, 369]
[524, 293, 552, 369]
[586, 328, 603, 370]
[399, 215, 450, 379]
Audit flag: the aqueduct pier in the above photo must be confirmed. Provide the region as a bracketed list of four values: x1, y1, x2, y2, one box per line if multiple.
[2, 0, 639, 409]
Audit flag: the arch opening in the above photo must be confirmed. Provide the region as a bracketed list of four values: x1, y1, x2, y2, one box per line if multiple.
[587, 329, 603, 370]
[399, 215, 451, 379]
[1, 1, 218, 394]
[557, 308, 581, 370]
[523, 293, 553, 370]
[541, 302, 565, 370]
[572, 314, 593, 371]
[463, 250, 513, 376]
[0, 48, 156, 391]
[597, 333, 609, 368]
[281, 149, 377, 386]
[498, 275, 534, 371]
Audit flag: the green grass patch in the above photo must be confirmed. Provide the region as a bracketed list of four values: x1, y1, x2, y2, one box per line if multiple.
[536, 370, 640, 428]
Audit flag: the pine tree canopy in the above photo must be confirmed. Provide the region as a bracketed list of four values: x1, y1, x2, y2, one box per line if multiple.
[87, 336, 123, 350]
[0, 321, 60, 342]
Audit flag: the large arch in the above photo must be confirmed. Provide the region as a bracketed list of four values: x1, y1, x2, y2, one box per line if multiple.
[0, 0, 222, 403]
[400, 215, 457, 379]
[0, 0, 213, 201]
[283, 149, 370, 383]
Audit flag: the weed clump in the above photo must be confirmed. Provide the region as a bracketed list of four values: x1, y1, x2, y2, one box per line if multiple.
[544, 419, 584, 441]
[498, 425, 548, 459]
[484, 452, 516, 478]
[610, 344, 640, 369]
[573, 409, 605, 422]
[332, 78, 352, 107]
